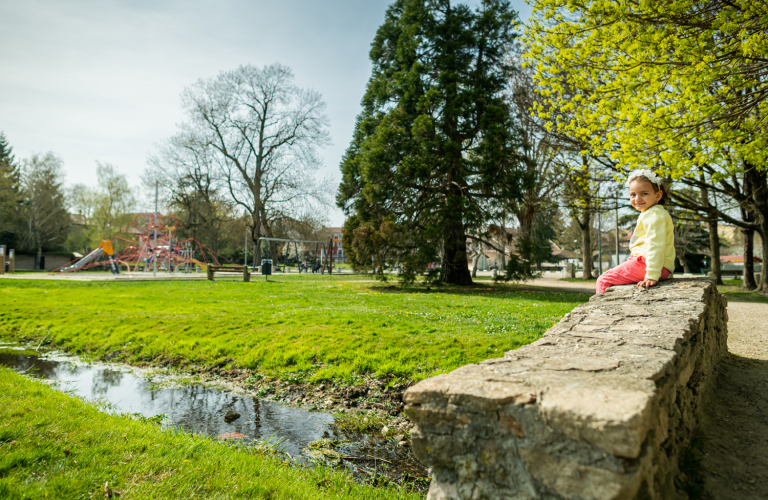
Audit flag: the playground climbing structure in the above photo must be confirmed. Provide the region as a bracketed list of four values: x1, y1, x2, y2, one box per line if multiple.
[55, 213, 231, 274]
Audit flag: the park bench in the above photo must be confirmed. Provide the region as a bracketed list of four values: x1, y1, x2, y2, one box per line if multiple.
[718, 269, 762, 282]
[718, 262, 762, 281]
[206, 265, 250, 282]
[720, 268, 743, 278]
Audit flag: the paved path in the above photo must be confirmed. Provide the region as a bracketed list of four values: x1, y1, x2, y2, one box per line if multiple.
[0, 272, 210, 281]
[0, 271, 362, 282]
[726, 301, 768, 360]
[524, 277, 595, 294]
[521, 279, 768, 498]
[699, 299, 768, 499]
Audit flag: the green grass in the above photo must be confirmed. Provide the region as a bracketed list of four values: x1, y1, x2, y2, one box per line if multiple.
[0, 366, 420, 500]
[332, 411, 389, 433]
[718, 279, 768, 304]
[0, 277, 587, 383]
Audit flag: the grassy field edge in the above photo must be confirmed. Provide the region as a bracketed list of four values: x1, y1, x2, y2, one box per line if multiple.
[0, 279, 589, 385]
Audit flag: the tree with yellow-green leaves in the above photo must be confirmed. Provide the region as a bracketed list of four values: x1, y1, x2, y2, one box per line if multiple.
[524, 0, 768, 290]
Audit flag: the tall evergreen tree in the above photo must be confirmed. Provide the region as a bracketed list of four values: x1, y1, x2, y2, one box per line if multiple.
[337, 0, 525, 285]
[0, 132, 21, 245]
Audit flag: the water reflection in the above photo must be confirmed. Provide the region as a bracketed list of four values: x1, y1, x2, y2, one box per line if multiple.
[0, 349, 331, 455]
[0, 347, 428, 487]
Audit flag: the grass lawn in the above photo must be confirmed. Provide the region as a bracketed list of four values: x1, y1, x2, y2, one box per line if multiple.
[0, 366, 421, 500]
[718, 279, 768, 304]
[0, 276, 588, 383]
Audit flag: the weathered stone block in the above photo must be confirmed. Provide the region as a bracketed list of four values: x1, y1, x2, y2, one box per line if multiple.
[404, 279, 727, 499]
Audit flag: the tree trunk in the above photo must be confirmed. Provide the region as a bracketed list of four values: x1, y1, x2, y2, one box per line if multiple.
[581, 223, 593, 280]
[682, 257, 691, 274]
[254, 224, 262, 268]
[443, 220, 473, 286]
[707, 218, 724, 286]
[517, 207, 535, 264]
[739, 174, 757, 290]
[758, 222, 768, 292]
[742, 227, 757, 290]
[36, 244, 42, 270]
[376, 253, 384, 275]
[471, 251, 479, 278]
[441, 167, 473, 284]
[743, 163, 767, 292]
[699, 173, 724, 286]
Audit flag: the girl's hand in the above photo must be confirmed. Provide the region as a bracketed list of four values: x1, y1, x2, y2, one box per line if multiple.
[637, 279, 657, 289]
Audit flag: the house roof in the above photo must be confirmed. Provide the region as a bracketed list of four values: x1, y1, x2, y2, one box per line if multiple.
[552, 249, 577, 260]
[69, 213, 87, 226]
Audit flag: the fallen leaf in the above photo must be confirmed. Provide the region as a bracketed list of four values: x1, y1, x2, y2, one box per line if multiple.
[216, 432, 248, 440]
[63, 450, 72, 456]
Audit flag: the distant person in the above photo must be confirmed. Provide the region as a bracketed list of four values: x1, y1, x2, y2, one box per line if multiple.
[596, 170, 675, 293]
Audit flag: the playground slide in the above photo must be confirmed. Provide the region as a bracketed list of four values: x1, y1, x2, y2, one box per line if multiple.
[190, 259, 208, 270]
[59, 248, 104, 273]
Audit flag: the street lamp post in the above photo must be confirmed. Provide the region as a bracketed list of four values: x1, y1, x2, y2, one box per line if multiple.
[574, 239, 579, 272]
[598, 208, 603, 275]
[244, 225, 248, 268]
[153, 182, 158, 278]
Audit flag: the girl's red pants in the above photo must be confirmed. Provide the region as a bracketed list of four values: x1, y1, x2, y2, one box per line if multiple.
[596, 255, 672, 294]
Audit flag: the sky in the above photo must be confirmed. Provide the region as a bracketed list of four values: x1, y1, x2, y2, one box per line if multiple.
[0, 0, 532, 226]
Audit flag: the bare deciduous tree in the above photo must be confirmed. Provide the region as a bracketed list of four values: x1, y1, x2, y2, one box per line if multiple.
[508, 62, 564, 268]
[146, 140, 231, 252]
[164, 63, 332, 261]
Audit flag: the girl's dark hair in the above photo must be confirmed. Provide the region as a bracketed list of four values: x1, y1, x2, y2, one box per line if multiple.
[633, 175, 668, 206]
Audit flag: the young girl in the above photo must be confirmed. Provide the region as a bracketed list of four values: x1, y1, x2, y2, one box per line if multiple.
[596, 170, 676, 293]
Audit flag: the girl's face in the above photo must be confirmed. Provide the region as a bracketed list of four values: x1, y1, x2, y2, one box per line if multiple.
[629, 179, 662, 212]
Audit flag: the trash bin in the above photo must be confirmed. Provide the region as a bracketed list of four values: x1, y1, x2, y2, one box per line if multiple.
[261, 259, 273, 276]
[561, 262, 575, 279]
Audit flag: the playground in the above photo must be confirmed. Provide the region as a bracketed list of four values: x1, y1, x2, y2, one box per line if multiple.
[0, 212, 349, 280]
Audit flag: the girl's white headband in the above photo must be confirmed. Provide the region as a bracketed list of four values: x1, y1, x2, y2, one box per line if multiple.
[626, 169, 663, 188]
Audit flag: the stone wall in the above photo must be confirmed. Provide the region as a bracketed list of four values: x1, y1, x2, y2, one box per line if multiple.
[404, 279, 727, 499]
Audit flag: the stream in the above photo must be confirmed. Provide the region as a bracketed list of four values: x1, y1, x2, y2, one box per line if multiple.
[0, 344, 428, 490]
